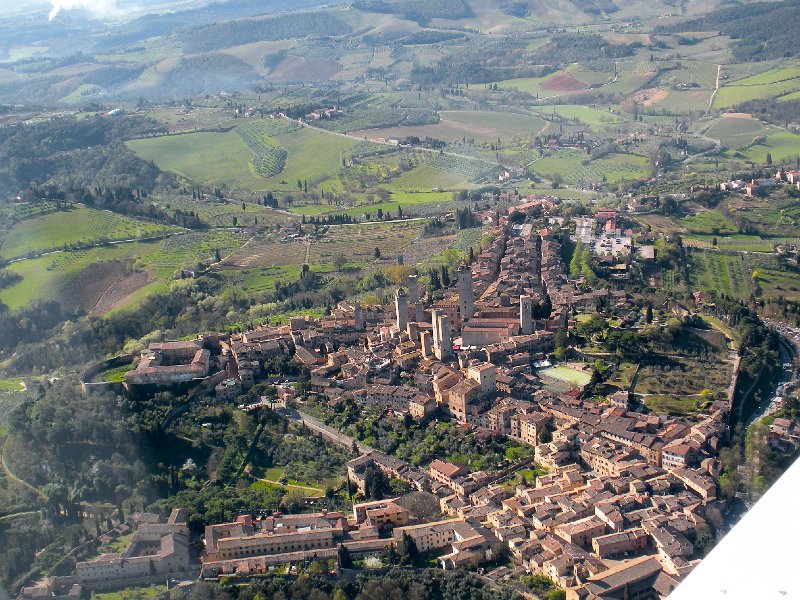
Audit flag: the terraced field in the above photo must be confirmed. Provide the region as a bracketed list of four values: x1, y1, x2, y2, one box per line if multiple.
[307, 221, 426, 268]
[221, 238, 308, 269]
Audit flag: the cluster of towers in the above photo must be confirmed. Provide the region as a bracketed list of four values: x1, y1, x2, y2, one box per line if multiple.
[391, 264, 539, 362]
[393, 266, 475, 363]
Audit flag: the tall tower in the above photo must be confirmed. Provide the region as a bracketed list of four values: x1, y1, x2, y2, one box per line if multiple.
[457, 265, 474, 322]
[407, 274, 420, 304]
[421, 331, 433, 359]
[408, 274, 424, 322]
[354, 302, 364, 331]
[520, 295, 533, 335]
[434, 313, 452, 361]
[395, 288, 408, 332]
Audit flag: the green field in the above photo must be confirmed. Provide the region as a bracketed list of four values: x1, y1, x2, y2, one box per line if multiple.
[269, 127, 357, 191]
[704, 117, 772, 150]
[643, 395, 705, 416]
[388, 165, 469, 191]
[307, 220, 426, 268]
[539, 365, 593, 387]
[541, 105, 624, 128]
[687, 248, 754, 300]
[531, 149, 648, 186]
[0, 378, 24, 392]
[739, 131, 800, 164]
[0, 230, 247, 312]
[0, 207, 177, 259]
[127, 130, 265, 190]
[251, 466, 325, 498]
[680, 209, 738, 235]
[439, 110, 549, 139]
[714, 64, 800, 107]
[94, 584, 168, 600]
[97, 364, 132, 384]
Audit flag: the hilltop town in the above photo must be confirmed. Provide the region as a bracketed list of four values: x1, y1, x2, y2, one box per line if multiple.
[23, 200, 784, 600]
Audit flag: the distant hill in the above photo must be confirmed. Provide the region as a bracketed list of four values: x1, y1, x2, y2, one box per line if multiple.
[658, 0, 800, 61]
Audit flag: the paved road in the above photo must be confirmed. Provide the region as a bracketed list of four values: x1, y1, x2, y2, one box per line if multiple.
[746, 321, 799, 428]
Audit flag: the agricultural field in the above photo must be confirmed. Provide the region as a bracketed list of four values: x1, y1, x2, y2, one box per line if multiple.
[703, 116, 772, 150]
[221, 238, 308, 269]
[350, 110, 549, 144]
[126, 130, 266, 191]
[0, 207, 178, 259]
[315, 107, 439, 134]
[153, 194, 285, 228]
[236, 120, 292, 177]
[747, 253, 800, 300]
[686, 248, 755, 300]
[636, 355, 733, 406]
[269, 127, 358, 192]
[0, 230, 248, 313]
[538, 105, 624, 129]
[388, 166, 468, 191]
[680, 209, 738, 235]
[714, 63, 800, 108]
[738, 131, 800, 165]
[306, 221, 426, 268]
[530, 149, 648, 186]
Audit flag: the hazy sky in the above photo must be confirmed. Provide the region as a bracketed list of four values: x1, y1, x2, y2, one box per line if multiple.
[0, 1, 202, 20]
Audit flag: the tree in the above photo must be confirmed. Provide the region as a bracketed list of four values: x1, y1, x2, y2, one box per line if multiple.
[554, 328, 568, 360]
[334, 253, 347, 272]
[397, 532, 419, 566]
[296, 366, 311, 398]
[337, 544, 352, 568]
[645, 303, 653, 324]
[550, 173, 563, 188]
[374, 247, 381, 259]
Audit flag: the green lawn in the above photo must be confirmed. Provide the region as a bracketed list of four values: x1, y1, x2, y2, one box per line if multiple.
[98, 364, 132, 384]
[0, 378, 24, 392]
[643, 395, 704, 416]
[539, 365, 593, 387]
[0, 207, 177, 259]
[93, 585, 167, 600]
[251, 467, 325, 498]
